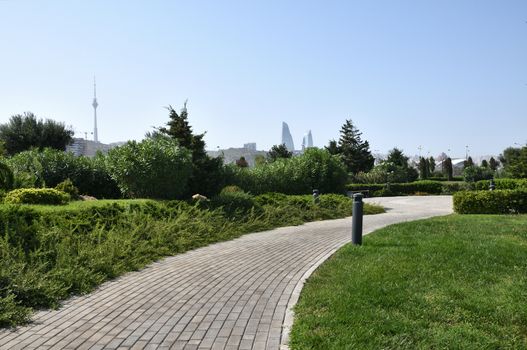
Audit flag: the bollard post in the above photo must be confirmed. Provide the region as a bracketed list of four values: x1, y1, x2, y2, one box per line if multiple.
[312, 189, 320, 204]
[489, 179, 495, 191]
[352, 193, 363, 245]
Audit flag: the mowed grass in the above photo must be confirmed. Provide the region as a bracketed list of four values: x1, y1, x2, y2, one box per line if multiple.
[290, 215, 527, 349]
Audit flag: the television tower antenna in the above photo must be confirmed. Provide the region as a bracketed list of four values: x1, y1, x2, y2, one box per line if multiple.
[92, 76, 99, 142]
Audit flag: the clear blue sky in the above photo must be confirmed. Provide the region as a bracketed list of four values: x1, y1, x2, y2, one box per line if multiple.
[1, 0, 526, 158]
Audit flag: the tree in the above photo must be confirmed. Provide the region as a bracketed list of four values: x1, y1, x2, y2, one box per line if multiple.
[463, 165, 493, 183]
[444, 157, 453, 180]
[336, 119, 374, 174]
[267, 144, 293, 162]
[156, 102, 225, 196]
[499, 146, 527, 178]
[254, 155, 266, 167]
[489, 157, 499, 171]
[325, 140, 340, 155]
[236, 156, 249, 168]
[105, 135, 192, 199]
[428, 156, 436, 173]
[464, 156, 474, 168]
[418, 157, 429, 179]
[0, 112, 74, 155]
[481, 159, 489, 168]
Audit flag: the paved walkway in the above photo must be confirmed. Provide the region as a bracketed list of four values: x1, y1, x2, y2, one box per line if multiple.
[0, 196, 452, 350]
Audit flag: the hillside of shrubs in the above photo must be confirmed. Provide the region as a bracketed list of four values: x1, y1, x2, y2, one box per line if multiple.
[0, 191, 383, 327]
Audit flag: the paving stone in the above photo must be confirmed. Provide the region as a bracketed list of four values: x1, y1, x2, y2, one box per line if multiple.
[0, 196, 451, 349]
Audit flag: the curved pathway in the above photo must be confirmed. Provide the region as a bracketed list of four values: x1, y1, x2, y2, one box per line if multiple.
[0, 196, 452, 350]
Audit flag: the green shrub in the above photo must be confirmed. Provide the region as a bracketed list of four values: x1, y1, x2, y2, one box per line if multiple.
[209, 190, 261, 218]
[463, 165, 494, 183]
[4, 188, 69, 205]
[105, 136, 193, 199]
[55, 179, 79, 199]
[346, 181, 443, 196]
[441, 182, 471, 194]
[220, 185, 244, 194]
[475, 178, 527, 191]
[6, 148, 120, 198]
[226, 148, 347, 195]
[453, 190, 527, 214]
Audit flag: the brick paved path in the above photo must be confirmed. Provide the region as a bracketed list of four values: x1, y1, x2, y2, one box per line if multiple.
[0, 196, 452, 350]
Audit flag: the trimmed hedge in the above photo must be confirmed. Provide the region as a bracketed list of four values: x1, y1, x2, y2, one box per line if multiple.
[346, 180, 443, 196]
[475, 178, 527, 191]
[453, 190, 527, 214]
[4, 188, 70, 205]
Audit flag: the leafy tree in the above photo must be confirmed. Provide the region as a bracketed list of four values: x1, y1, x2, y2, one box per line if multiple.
[428, 156, 436, 173]
[444, 157, 453, 181]
[336, 119, 374, 174]
[267, 144, 293, 162]
[236, 156, 249, 168]
[489, 157, 499, 171]
[418, 157, 430, 179]
[481, 159, 489, 168]
[0, 162, 13, 190]
[156, 102, 225, 196]
[0, 112, 74, 155]
[499, 146, 527, 178]
[105, 135, 192, 199]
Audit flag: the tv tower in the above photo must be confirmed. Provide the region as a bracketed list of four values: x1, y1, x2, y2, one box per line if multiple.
[92, 76, 99, 142]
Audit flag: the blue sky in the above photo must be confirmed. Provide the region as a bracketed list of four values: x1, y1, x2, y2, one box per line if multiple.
[0, 0, 526, 158]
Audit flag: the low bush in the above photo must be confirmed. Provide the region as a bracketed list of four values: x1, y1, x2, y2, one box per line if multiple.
[453, 190, 527, 214]
[55, 179, 79, 199]
[0, 196, 384, 327]
[475, 178, 527, 191]
[4, 188, 69, 205]
[346, 181, 443, 196]
[440, 182, 471, 194]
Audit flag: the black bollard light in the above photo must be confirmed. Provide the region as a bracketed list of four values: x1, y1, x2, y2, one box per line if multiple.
[312, 189, 320, 204]
[352, 193, 363, 245]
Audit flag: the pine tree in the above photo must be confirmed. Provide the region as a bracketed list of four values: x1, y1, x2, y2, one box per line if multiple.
[464, 156, 474, 168]
[419, 157, 429, 179]
[481, 159, 489, 168]
[325, 140, 340, 155]
[489, 157, 499, 171]
[428, 156, 436, 174]
[444, 157, 453, 180]
[337, 119, 374, 174]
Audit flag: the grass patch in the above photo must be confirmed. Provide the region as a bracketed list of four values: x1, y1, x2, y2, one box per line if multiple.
[0, 194, 383, 328]
[290, 215, 527, 349]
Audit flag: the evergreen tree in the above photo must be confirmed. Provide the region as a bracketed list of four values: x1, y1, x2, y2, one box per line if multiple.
[337, 119, 374, 174]
[428, 156, 436, 173]
[489, 157, 499, 171]
[156, 102, 224, 196]
[325, 140, 340, 155]
[386, 148, 408, 167]
[267, 144, 293, 162]
[481, 159, 489, 168]
[444, 157, 453, 180]
[236, 156, 249, 168]
[464, 156, 474, 168]
[418, 157, 429, 179]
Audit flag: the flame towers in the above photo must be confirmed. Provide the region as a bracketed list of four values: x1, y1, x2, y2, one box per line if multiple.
[281, 122, 295, 152]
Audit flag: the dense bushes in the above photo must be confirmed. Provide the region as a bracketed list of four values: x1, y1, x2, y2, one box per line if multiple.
[105, 136, 193, 199]
[475, 178, 527, 191]
[227, 148, 347, 195]
[0, 195, 384, 327]
[453, 190, 527, 214]
[4, 188, 69, 205]
[347, 180, 444, 196]
[6, 148, 120, 198]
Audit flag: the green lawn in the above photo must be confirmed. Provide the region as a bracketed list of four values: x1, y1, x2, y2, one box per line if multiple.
[290, 215, 527, 349]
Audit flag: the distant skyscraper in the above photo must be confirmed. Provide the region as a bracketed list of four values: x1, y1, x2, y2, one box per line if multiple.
[302, 130, 314, 150]
[307, 130, 313, 147]
[92, 77, 99, 143]
[281, 122, 295, 152]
